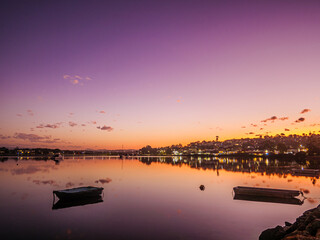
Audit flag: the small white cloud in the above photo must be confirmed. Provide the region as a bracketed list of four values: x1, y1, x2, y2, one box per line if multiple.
[64, 74, 92, 86]
[27, 110, 34, 116]
[71, 79, 79, 85]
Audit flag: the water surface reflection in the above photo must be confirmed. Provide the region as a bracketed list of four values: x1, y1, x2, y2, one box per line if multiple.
[0, 156, 319, 240]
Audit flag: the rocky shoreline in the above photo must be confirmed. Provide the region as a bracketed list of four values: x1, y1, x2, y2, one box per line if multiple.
[260, 205, 320, 240]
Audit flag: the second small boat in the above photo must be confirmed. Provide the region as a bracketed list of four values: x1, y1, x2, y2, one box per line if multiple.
[233, 186, 303, 199]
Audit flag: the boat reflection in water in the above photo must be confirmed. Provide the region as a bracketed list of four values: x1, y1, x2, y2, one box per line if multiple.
[233, 194, 304, 205]
[291, 169, 320, 178]
[52, 196, 103, 210]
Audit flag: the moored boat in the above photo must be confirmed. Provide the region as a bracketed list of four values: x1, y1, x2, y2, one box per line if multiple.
[53, 186, 103, 200]
[233, 186, 302, 199]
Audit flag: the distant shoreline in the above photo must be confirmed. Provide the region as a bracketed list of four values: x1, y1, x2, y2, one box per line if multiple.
[1, 153, 319, 161]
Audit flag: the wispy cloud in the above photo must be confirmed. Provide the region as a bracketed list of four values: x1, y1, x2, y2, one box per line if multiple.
[69, 121, 77, 127]
[279, 117, 289, 121]
[14, 133, 48, 142]
[261, 116, 277, 123]
[71, 79, 79, 85]
[64, 75, 92, 86]
[27, 110, 34, 116]
[99, 110, 106, 114]
[245, 132, 255, 135]
[285, 128, 290, 131]
[176, 96, 184, 103]
[300, 109, 311, 114]
[36, 122, 63, 129]
[295, 117, 305, 123]
[0, 134, 11, 139]
[16, 114, 22, 117]
[13, 133, 62, 144]
[97, 125, 113, 131]
[261, 116, 288, 123]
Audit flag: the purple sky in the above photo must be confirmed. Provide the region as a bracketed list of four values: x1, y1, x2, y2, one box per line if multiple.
[1, 0, 320, 149]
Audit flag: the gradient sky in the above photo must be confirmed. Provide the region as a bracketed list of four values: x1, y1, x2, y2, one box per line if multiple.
[1, 0, 320, 150]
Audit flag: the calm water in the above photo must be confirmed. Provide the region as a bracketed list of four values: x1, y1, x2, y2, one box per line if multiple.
[1, 156, 320, 240]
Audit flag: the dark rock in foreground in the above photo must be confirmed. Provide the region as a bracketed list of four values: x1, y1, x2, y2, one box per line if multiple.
[260, 205, 320, 240]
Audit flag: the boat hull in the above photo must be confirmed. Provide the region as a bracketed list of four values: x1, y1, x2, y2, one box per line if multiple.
[233, 186, 301, 199]
[53, 186, 103, 200]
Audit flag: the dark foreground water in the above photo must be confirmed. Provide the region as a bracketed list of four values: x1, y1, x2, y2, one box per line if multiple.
[0, 156, 320, 240]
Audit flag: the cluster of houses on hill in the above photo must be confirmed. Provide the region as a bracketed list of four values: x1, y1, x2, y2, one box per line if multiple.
[139, 134, 320, 156]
